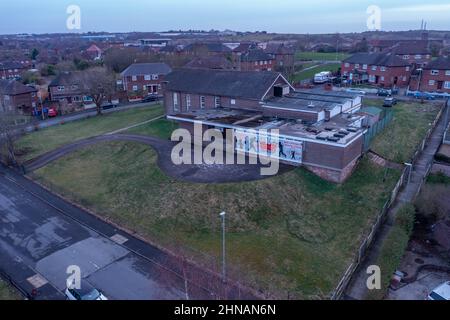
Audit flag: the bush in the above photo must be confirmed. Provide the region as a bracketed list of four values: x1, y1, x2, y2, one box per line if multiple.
[366, 204, 415, 300]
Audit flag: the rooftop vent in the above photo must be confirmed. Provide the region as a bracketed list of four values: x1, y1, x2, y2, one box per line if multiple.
[307, 101, 315, 108]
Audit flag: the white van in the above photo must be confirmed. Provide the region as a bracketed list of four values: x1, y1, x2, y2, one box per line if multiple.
[314, 71, 332, 84]
[428, 281, 450, 300]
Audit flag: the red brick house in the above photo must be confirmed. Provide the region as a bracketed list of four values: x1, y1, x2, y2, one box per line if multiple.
[0, 61, 28, 80]
[84, 44, 103, 60]
[48, 71, 88, 106]
[0, 79, 38, 114]
[342, 53, 412, 88]
[264, 43, 295, 69]
[390, 41, 432, 67]
[410, 57, 450, 93]
[240, 49, 275, 72]
[120, 63, 172, 97]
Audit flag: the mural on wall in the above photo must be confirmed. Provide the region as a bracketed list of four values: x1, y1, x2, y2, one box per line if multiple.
[235, 129, 303, 164]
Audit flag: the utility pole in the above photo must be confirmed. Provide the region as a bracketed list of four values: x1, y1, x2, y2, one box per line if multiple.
[219, 211, 226, 283]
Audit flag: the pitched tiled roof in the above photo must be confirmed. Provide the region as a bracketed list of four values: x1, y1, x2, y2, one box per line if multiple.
[165, 69, 282, 100]
[49, 71, 83, 87]
[0, 61, 25, 70]
[241, 49, 273, 62]
[120, 63, 172, 76]
[423, 57, 450, 70]
[343, 53, 410, 67]
[0, 79, 36, 95]
[184, 56, 234, 70]
[390, 41, 430, 55]
[184, 42, 231, 53]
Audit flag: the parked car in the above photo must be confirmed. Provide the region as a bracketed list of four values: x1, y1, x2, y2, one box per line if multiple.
[101, 103, 116, 110]
[383, 97, 398, 107]
[377, 88, 392, 96]
[414, 92, 435, 100]
[427, 281, 450, 300]
[65, 281, 108, 301]
[345, 88, 366, 95]
[141, 95, 161, 103]
[47, 108, 58, 117]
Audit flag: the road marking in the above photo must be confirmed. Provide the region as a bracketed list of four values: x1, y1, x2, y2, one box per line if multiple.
[105, 115, 165, 135]
[110, 233, 129, 245]
[27, 274, 48, 289]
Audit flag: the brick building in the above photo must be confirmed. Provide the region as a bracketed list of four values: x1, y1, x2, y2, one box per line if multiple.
[0, 79, 38, 114]
[48, 71, 88, 106]
[342, 52, 412, 88]
[163, 69, 366, 183]
[240, 49, 275, 72]
[410, 57, 450, 93]
[0, 61, 28, 80]
[120, 63, 172, 97]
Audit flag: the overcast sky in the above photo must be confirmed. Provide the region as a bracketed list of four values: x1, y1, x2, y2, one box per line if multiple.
[1, 0, 449, 34]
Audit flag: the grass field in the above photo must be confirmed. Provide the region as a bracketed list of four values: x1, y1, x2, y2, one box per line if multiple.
[367, 100, 441, 163]
[125, 118, 178, 140]
[295, 51, 350, 61]
[16, 104, 164, 161]
[0, 279, 21, 300]
[33, 141, 401, 299]
[292, 63, 341, 82]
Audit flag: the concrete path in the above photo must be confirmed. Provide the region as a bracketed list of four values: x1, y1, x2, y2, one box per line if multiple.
[0, 165, 257, 300]
[23, 134, 293, 184]
[344, 104, 449, 300]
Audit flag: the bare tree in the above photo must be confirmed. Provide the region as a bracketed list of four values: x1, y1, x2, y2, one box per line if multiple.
[78, 67, 116, 116]
[0, 110, 27, 166]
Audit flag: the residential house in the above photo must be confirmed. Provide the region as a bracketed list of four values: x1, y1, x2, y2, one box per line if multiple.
[342, 52, 412, 87]
[182, 42, 232, 57]
[390, 41, 432, 67]
[0, 79, 38, 114]
[0, 61, 28, 80]
[264, 43, 295, 69]
[410, 57, 450, 93]
[120, 62, 172, 97]
[84, 44, 103, 60]
[163, 69, 366, 183]
[48, 71, 89, 106]
[240, 49, 275, 72]
[184, 56, 234, 70]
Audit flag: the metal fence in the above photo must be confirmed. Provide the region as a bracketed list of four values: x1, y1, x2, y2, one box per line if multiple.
[363, 109, 394, 152]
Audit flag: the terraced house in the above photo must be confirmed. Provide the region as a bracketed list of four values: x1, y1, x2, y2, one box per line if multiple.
[164, 69, 367, 183]
[410, 57, 450, 93]
[120, 62, 172, 97]
[342, 52, 412, 88]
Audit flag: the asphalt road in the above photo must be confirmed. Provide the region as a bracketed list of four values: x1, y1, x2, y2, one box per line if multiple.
[0, 165, 255, 300]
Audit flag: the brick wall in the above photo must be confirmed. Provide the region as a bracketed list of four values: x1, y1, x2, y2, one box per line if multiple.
[341, 62, 412, 87]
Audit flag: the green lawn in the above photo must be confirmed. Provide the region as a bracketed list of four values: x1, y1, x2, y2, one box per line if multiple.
[367, 100, 441, 163]
[33, 141, 401, 299]
[125, 118, 178, 140]
[292, 63, 341, 82]
[295, 51, 350, 62]
[0, 279, 21, 300]
[16, 104, 164, 162]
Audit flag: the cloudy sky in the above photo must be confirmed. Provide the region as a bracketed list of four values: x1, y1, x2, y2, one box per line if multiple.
[1, 0, 449, 34]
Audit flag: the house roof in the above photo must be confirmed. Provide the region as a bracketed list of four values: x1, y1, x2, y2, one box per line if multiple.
[0, 61, 25, 70]
[184, 42, 231, 53]
[241, 49, 273, 62]
[0, 79, 36, 95]
[184, 56, 234, 70]
[232, 43, 257, 53]
[120, 63, 172, 76]
[343, 52, 410, 67]
[423, 57, 450, 70]
[86, 44, 102, 52]
[49, 71, 83, 87]
[264, 43, 295, 55]
[165, 69, 284, 100]
[389, 41, 430, 55]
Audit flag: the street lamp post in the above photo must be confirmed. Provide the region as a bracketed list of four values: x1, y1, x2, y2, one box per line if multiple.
[405, 163, 413, 185]
[219, 211, 226, 283]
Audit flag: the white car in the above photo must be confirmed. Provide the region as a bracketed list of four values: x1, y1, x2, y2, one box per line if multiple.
[345, 88, 366, 95]
[428, 281, 450, 300]
[65, 281, 108, 301]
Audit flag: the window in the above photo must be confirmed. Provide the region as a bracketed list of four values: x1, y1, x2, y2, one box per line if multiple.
[431, 70, 439, 76]
[446, 70, 450, 76]
[362, 64, 367, 70]
[264, 61, 267, 65]
[57, 86, 65, 91]
[214, 96, 221, 108]
[73, 96, 81, 102]
[355, 64, 360, 69]
[403, 55, 410, 60]
[428, 80, 435, 86]
[230, 99, 236, 105]
[415, 54, 422, 60]
[71, 84, 78, 90]
[131, 75, 137, 81]
[254, 62, 258, 66]
[371, 66, 377, 71]
[259, 61, 263, 65]
[369, 75, 376, 83]
[200, 96, 206, 109]
[152, 74, 159, 80]
[173, 92, 179, 111]
[144, 75, 151, 80]
[403, 76, 407, 81]
[344, 63, 350, 68]
[444, 81, 450, 89]
[186, 95, 191, 110]
[380, 76, 385, 81]
[380, 66, 386, 72]
[406, 66, 410, 72]
[132, 85, 138, 91]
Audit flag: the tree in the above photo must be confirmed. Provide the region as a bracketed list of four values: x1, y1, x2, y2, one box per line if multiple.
[0, 111, 27, 166]
[77, 67, 116, 116]
[31, 48, 39, 60]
